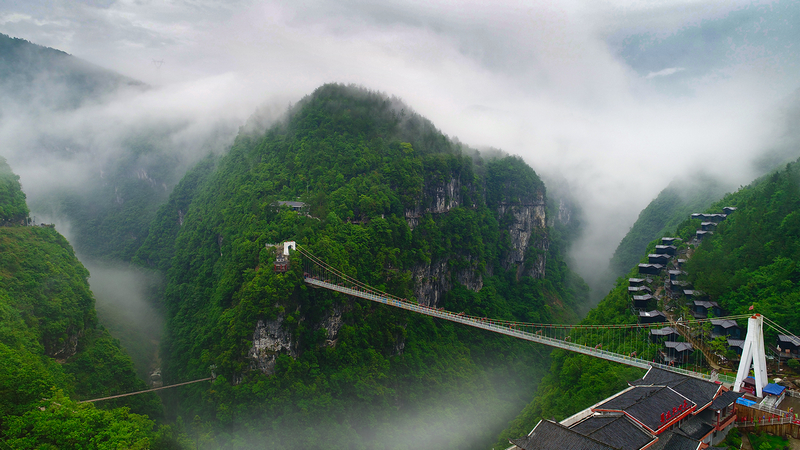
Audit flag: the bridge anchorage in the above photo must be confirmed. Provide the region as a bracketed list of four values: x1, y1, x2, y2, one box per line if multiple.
[292, 244, 798, 393]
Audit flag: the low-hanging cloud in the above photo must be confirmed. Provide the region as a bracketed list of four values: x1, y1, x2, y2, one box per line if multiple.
[2, 0, 800, 298]
[645, 67, 685, 78]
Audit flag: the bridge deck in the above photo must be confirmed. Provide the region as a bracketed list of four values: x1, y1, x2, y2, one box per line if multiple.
[305, 277, 735, 386]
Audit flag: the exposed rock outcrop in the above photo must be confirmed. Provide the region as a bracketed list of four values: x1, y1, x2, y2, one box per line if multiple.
[47, 329, 81, 361]
[405, 177, 468, 229]
[317, 305, 344, 347]
[411, 257, 482, 307]
[497, 191, 548, 280]
[248, 317, 297, 375]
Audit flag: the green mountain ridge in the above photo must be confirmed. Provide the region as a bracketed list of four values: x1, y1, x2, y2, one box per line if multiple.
[0, 33, 145, 110]
[137, 83, 589, 449]
[609, 173, 731, 280]
[493, 156, 800, 449]
[0, 157, 176, 448]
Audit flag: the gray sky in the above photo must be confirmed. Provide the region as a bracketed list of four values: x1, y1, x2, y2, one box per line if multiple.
[2, 0, 800, 292]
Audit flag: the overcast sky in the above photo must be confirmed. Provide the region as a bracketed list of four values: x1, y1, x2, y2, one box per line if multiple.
[2, 0, 799, 292]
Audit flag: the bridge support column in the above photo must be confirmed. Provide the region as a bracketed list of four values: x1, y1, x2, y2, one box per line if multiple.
[734, 314, 768, 397]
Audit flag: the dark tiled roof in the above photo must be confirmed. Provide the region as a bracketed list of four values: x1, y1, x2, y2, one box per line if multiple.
[630, 368, 719, 410]
[511, 420, 618, 450]
[570, 415, 655, 450]
[778, 334, 800, 346]
[664, 341, 693, 352]
[639, 310, 666, 319]
[628, 286, 652, 292]
[710, 390, 742, 411]
[648, 431, 701, 450]
[692, 300, 719, 309]
[633, 295, 654, 301]
[677, 412, 714, 440]
[650, 327, 678, 336]
[727, 338, 744, 349]
[710, 319, 738, 329]
[595, 386, 692, 432]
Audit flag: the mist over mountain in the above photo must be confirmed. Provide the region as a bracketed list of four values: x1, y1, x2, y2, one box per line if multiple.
[2, 2, 800, 446]
[0, 33, 145, 111]
[138, 83, 588, 448]
[0, 157, 174, 447]
[608, 173, 733, 281]
[0, 34, 253, 262]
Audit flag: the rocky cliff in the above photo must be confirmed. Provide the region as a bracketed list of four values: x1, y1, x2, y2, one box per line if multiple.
[497, 191, 548, 280]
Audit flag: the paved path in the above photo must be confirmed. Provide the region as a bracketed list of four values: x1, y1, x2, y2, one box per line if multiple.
[741, 433, 754, 450]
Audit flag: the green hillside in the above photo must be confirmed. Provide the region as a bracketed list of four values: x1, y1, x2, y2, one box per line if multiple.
[0, 158, 173, 448]
[0, 155, 29, 225]
[0, 32, 145, 109]
[609, 173, 730, 278]
[0, 33, 219, 263]
[141, 84, 588, 449]
[495, 157, 800, 448]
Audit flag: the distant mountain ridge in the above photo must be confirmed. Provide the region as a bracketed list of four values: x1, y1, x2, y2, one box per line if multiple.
[0, 33, 145, 109]
[608, 173, 731, 279]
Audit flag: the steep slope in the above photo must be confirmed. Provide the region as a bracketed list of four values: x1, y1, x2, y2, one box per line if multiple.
[145, 84, 588, 449]
[0, 32, 145, 110]
[494, 157, 800, 448]
[0, 155, 29, 225]
[0, 158, 169, 447]
[0, 34, 230, 262]
[686, 160, 800, 325]
[609, 173, 730, 279]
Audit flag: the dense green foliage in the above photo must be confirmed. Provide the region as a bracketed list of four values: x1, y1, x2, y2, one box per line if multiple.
[0, 155, 29, 224]
[686, 160, 800, 338]
[496, 158, 800, 448]
[141, 84, 588, 448]
[0, 161, 168, 447]
[609, 174, 729, 278]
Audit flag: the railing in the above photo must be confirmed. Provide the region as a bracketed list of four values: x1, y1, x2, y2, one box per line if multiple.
[305, 277, 736, 385]
[735, 416, 797, 427]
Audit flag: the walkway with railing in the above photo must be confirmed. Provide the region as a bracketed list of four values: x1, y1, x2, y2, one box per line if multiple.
[297, 245, 741, 385]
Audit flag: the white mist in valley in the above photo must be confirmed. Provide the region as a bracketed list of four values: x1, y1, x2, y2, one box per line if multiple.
[4, 0, 799, 299]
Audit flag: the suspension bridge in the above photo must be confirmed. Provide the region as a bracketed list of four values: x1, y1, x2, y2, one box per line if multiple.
[82, 242, 797, 403]
[295, 244, 797, 391]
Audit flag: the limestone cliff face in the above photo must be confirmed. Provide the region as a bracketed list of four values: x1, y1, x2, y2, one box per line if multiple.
[47, 329, 81, 361]
[403, 175, 484, 307]
[317, 305, 344, 347]
[248, 317, 297, 375]
[405, 177, 470, 229]
[498, 191, 548, 279]
[411, 257, 483, 308]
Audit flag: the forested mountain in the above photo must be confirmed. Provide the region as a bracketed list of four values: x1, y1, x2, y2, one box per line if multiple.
[0, 33, 233, 263]
[608, 173, 730, 279]
[0, 33, 145, 110]
[0, 156, 29, 225]
[137, 84, 589, 449]
[0, 158, 177, 448]
[494, 156, 800, 448]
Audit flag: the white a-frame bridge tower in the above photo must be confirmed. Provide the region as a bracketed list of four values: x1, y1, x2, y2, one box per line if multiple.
[734, 314, 769, 397]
